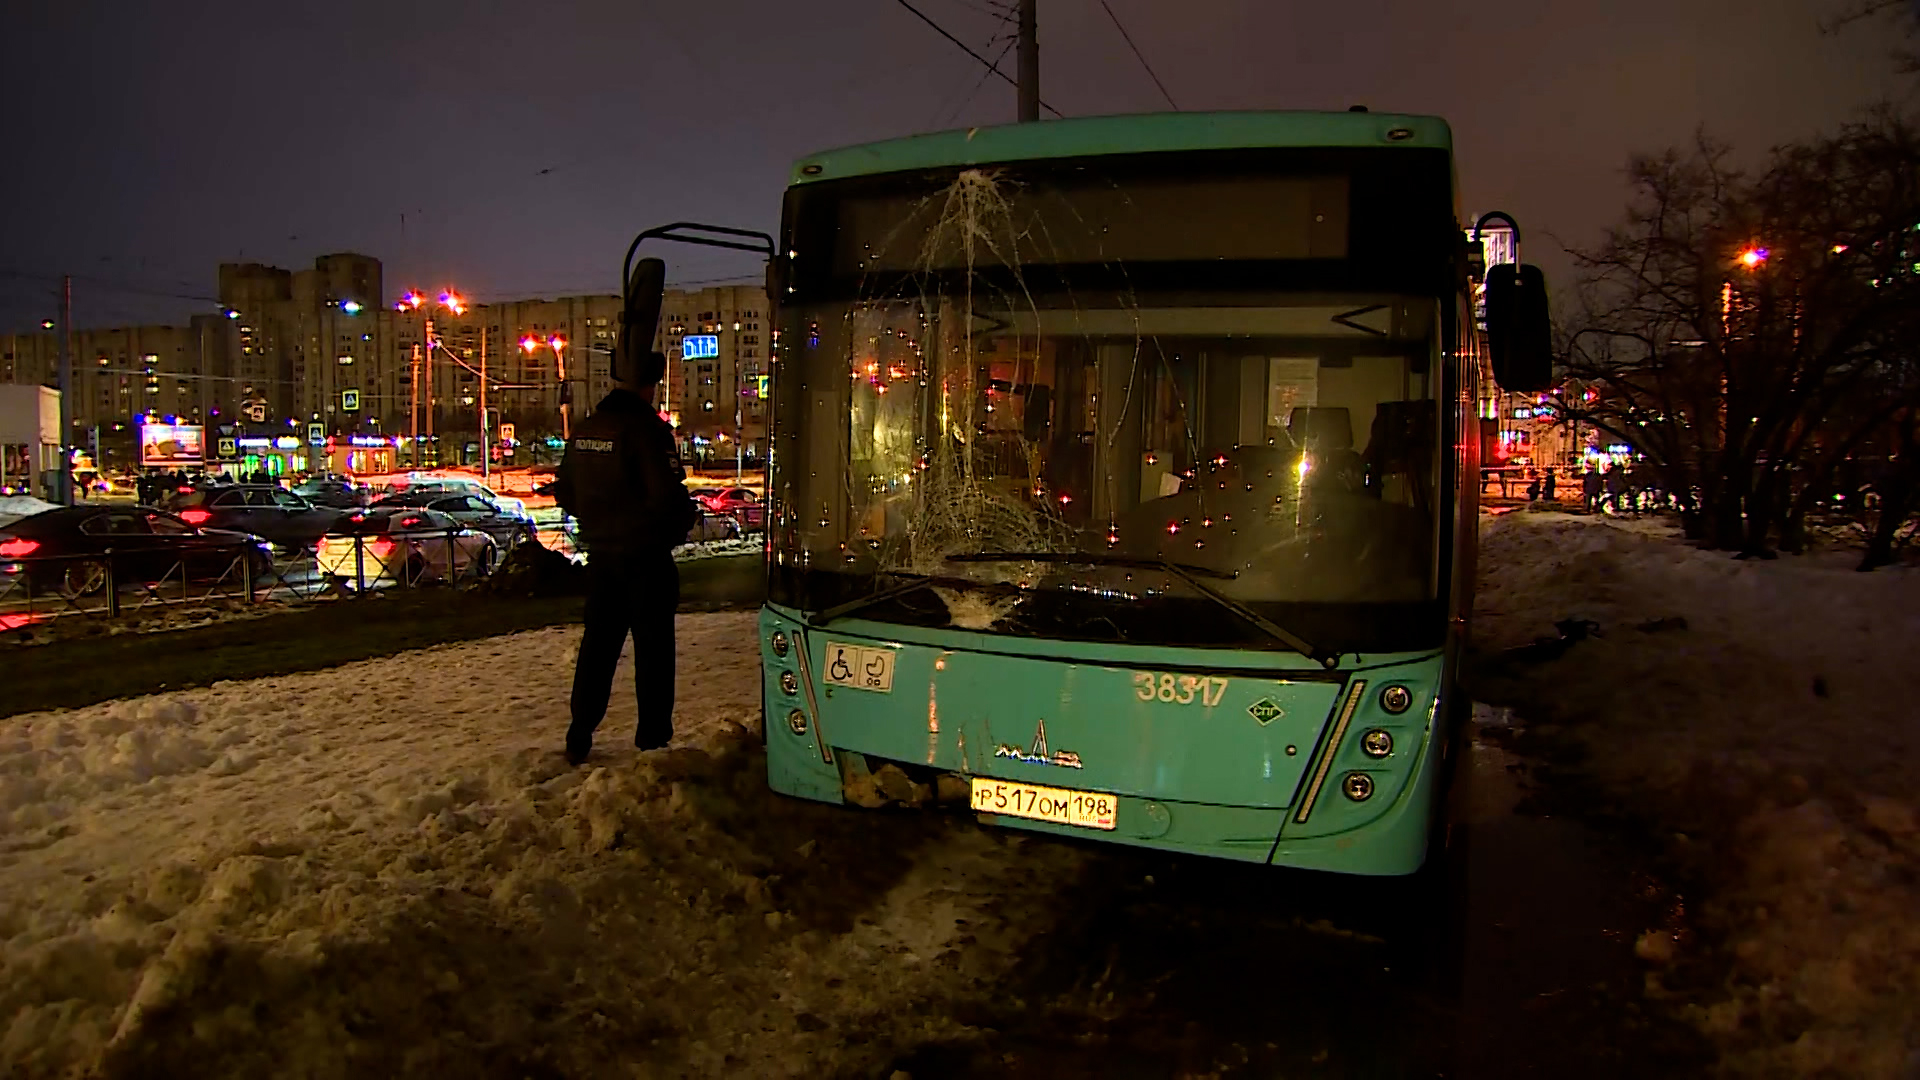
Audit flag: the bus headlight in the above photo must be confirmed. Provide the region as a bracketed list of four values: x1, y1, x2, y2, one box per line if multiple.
[1361, 729, 1393, 758]
[786, 708, 809, 736]
[1379, 685, 1413, 714]
[1342, 772, 1374, 801]
[779, 670, 799, 696]
[770, 630, 790, 658]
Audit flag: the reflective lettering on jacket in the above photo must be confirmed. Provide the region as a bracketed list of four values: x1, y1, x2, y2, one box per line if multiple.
[573, 438, 616, 453]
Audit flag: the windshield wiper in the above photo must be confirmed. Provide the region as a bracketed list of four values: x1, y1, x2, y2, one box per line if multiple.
[809, 571, 937, 627]
[1155, 560, 1334, 669]
[945, 550, 1239, 580]
[946, 550, 1332, 667]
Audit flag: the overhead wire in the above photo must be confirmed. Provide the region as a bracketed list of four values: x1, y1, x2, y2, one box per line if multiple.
[938, 35, 1017, 127]
[1097, 0, 1179, 111]
[890, 0, 1064, 118]
[930, 0, 1016, 128]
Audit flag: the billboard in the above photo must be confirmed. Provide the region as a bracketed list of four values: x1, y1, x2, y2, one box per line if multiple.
[139, 423, 205, 466]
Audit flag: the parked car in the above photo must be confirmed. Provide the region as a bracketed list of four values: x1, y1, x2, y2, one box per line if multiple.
[0, 506, 271, 599]
[292, 475, 371, 510]
[687, 507, 743, 542]
[379, 476, 532, 521]
[557, 505, 740, 555]
[371, 490, 537, 548]
[317, 507, 496, 585]
[169, 485, 343, 553]
[700, 487, 766, 530]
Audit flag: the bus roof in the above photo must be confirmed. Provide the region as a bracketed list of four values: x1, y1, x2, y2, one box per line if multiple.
[789, 110, 1452, 186]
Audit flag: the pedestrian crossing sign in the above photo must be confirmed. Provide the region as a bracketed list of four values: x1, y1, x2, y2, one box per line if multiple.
[342, 389, 360, 411]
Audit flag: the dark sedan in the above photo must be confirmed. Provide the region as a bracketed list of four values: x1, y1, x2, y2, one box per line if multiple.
[171, 485, 343, 552]
[292, 475, 371, 510]
[370, 491, 537, 548]
[0, 506, 271, 599]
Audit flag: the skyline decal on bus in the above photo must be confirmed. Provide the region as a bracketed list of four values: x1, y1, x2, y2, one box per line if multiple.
[993, 718, 1084, 769]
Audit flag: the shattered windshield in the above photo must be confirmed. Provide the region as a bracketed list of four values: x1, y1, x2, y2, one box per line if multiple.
[769, 155, 1457, 651]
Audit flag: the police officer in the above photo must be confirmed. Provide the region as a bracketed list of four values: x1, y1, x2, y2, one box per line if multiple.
[552, 349, 697, 765]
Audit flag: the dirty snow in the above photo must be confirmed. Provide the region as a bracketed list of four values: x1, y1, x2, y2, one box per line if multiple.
[1475, 511, 1920, 1078]
[0, 496, 58, 528]
[0, 612, 1068, 1078]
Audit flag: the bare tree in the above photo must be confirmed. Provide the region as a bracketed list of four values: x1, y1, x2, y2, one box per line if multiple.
[1826, 0, 1920, 71]
[1556, 112, 1920, 562]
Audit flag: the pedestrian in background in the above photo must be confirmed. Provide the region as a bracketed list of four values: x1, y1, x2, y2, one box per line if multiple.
[1582, 465, 1603, 513]
[553, 349, 698, 766]
[1604, 462, 1629, 514]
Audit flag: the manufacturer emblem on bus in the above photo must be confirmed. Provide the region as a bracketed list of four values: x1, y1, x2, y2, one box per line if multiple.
[1247, 698, 1285, 726]
[993, 717, 1083, 769]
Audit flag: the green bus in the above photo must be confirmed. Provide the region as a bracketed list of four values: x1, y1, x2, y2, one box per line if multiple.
[753, 110, 1548, 875]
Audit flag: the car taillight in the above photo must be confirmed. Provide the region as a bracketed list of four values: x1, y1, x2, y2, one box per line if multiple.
[178, 509, 211, 524]
[176, 486, 192, 494]
[0, 538, 38, 557]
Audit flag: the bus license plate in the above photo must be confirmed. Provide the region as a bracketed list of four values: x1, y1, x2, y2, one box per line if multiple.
[970, 778, 1118, 831]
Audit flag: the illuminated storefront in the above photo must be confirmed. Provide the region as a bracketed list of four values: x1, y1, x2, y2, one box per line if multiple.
[231, 435, 311, 477]
[325, 435, 397, 476]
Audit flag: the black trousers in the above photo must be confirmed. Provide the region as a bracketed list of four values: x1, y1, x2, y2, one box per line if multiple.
[568, 553, 679, 753]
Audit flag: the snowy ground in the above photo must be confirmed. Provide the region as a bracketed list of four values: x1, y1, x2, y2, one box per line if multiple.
[11, 511, 1915, 1077]
[0, 496, 59, 528]
[0, 612, 1075, 1079]
[1474, 511, 1920, 1078]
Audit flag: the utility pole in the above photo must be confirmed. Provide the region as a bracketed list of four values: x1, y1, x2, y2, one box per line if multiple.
[56, 276, 73, 505]
[479, 321, 489, 480]
[1017, 0, 1039, 123]
[410, 342, 422, 468]
[424, 315, 436, 466]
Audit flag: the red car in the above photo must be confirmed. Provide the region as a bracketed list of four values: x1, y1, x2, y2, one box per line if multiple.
[698, 487, 765, 530]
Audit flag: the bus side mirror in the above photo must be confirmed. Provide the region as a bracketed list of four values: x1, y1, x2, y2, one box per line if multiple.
[618, 257, 666, 385]
[1486, 263, 1553, 392]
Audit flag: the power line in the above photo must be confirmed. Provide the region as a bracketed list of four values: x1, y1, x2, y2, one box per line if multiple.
[0, 268, 224, 308]
[939, 35, 1017, 128]
[891, 0, 1064, 118]
[1097, 0, 1178, 111]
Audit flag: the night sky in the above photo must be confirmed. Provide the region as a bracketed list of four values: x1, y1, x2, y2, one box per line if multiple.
[1, 0, 1908, 332]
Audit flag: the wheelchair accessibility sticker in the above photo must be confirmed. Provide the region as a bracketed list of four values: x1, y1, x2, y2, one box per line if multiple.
[823, 642, 896, 693]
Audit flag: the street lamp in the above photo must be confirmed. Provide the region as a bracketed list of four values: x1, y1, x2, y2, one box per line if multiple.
[396, 288, 468, 468]
[519, 334, 573, 441]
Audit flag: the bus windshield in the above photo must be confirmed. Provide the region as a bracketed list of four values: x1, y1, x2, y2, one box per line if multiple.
[770, 152, 1457, 653]
[770, 292, 1446, 652]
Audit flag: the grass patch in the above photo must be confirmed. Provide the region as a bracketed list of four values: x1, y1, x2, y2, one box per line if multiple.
[3, 553, 765, 718]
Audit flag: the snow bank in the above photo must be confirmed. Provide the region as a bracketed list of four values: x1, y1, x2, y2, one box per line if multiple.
[1476, 511, 1920, 1078]
[0, 613, 1071, 1078]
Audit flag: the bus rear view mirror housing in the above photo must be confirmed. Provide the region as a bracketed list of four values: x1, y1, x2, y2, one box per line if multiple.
[1485, 262, 1552, 392]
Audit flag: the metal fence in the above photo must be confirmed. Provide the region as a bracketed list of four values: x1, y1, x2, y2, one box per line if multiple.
[0, 526, 552, 629]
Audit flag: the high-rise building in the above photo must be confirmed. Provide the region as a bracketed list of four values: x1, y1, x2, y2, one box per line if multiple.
[0, 254, 773, 469]
[655, 284, 771, 460]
